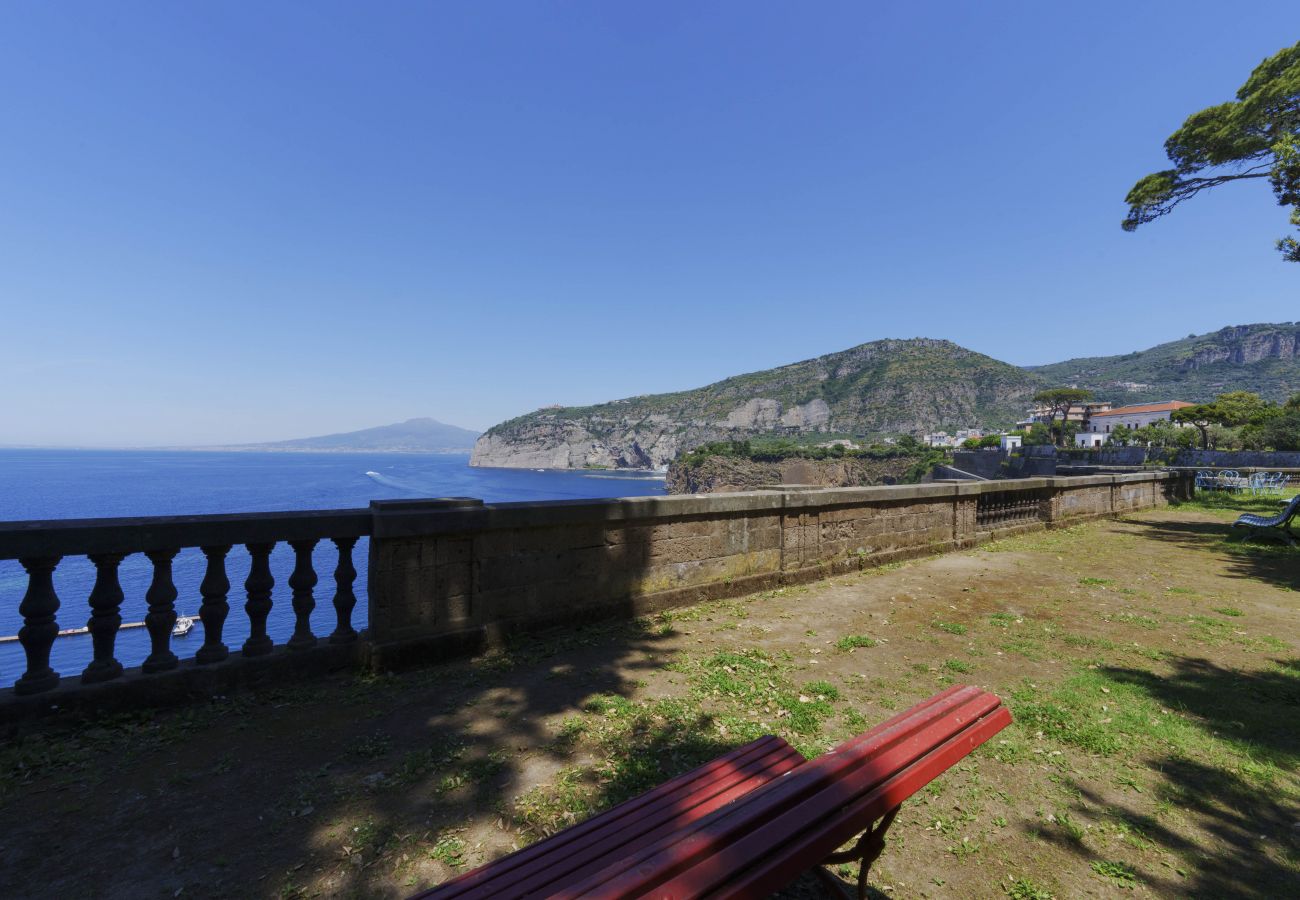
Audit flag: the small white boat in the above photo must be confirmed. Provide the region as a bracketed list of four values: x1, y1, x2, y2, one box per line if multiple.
[172, 616, 195, 637]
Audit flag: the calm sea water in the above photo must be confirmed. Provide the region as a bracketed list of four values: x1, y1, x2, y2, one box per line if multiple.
[0, 450, 666, 686]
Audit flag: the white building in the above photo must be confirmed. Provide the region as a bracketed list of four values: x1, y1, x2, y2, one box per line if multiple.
[1075, 401, 1195, 446]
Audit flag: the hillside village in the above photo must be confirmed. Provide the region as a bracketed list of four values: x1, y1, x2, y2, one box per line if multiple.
[925, 399, 1197, 448]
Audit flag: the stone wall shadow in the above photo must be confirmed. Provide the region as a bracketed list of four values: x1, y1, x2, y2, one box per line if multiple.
[0, 510, 832, 898]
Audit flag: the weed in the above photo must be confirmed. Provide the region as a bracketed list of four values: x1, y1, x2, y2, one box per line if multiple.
[803, 680, 840, 701]
[934, 621, 968, 635]
[943, 659, 973, 674]
[1091, 859, 1138, 886]
[835, 634, 877, 651]
[1000, 637, 1044, 660]
[429, 833, 467, 867]
[1213, 606, 1244, 617]
[1055, 811, 1085, 842]
[1005, 877, 1054, 900]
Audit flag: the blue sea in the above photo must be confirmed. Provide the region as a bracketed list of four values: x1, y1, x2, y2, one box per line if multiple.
[0, 450, 666, 687]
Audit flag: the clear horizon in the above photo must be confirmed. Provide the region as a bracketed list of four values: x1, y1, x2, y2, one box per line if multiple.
[2, 2, 1297, 446]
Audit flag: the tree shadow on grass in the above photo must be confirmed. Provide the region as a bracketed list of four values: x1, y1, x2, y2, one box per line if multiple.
[1106, 655, 1300, 765]
[1031, 756, 1298, 899]
[1125, 514, 1300, 593]
[1027, 654, 1300, 898]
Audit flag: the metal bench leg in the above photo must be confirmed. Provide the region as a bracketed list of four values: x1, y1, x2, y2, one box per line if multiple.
[817, 805, 902, 899]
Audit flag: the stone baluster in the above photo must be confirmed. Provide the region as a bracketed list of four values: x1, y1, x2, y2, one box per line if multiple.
[287, 539, 318, 650]
[242, 542, 275, 656]
[196, 545, 232, 664]
[15, 556, 62, 695]
[142, 549, 180, 673]
[82, 553, 126, 684]
[329, 537, 358, 644]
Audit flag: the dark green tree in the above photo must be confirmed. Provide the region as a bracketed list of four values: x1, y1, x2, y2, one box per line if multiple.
[1248, 391, 1300, 450]
[1033, 388, 1093, 446]
[1122, 41, 1300, 261]
[1208, 390, 1273, 426]
[1171, 403, 1216, 448]
[1108, 423, 1135, 446]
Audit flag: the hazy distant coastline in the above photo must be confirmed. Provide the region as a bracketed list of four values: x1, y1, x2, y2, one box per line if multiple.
[1, 417, 482, 455]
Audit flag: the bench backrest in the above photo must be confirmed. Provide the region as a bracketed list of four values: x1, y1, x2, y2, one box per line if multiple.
[1281, 493, 1300, 522]
[416, 734, 805, 899]
[557, 684, 1010, 898]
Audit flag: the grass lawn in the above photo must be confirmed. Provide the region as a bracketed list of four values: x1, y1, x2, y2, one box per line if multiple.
[1, 500, 1297, 898]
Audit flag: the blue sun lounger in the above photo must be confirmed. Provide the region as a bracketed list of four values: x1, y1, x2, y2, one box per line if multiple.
[1233, 494, 1300, 545]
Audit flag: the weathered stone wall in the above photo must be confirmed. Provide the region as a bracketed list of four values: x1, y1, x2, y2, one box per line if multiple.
[365, 473, 1186, 668]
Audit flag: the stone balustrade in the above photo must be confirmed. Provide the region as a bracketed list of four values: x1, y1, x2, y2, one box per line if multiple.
[0, 474, 1189, 715]
[0, 508, 371, 701]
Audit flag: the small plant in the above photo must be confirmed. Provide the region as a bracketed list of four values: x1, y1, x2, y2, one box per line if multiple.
[943, 659, 973, 674]
[1091, 859, 1138, 886]
[1212, 606, 1244, 617]
[429, 833, 467, 867]
[835, 634, 877, 651]
[348, 732, 393, 761]
[1079, 577, 1112, 586]
[1055, 811, 1085, 842]
[934, 621, 968, 635]
[803, 680, 840, 701]
[1005, 877, 1054, 900]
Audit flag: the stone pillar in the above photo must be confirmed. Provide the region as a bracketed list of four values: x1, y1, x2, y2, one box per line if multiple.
[367, 498, 485, 645]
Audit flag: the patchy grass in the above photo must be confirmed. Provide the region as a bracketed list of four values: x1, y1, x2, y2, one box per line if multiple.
[835, 634, 877, 651]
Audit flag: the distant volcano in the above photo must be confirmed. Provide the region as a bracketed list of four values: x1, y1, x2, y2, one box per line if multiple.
[245, 418, 480, 452]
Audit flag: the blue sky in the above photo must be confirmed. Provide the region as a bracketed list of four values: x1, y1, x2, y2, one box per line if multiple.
[1, 2, 1296, 446]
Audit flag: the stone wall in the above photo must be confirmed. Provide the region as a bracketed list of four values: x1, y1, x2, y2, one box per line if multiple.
[1028, 446, 1300, 470]
[365, 473, 1187, 668]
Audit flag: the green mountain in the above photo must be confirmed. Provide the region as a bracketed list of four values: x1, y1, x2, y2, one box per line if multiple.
[1027, 323, 1300, 405]
[471, 339, 1038, 469]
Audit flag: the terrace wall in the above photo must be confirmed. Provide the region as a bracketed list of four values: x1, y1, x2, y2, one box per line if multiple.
[0, 473, 1187, 717]
[364, 473, 1188, 668]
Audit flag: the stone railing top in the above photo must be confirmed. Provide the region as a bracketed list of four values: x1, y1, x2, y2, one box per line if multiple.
[369, 473, 1179, 537]
[0, 473, 1184, 557]
[0, 508, 372, 560]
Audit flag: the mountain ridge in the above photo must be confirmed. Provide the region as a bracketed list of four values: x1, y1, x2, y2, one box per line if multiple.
[472, 323, 1300, 470]
[226, 417, 481, 453]
[471, 338, 1038, 469]
[1026, 322, 1300, 404]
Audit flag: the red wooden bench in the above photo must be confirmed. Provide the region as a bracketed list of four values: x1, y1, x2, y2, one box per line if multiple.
[412, 684, 1010, 899]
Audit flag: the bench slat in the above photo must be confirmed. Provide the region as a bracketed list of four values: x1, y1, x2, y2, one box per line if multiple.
[559, 685, 1005, 898]
[696, 704, 1012, 898]
[416, 734, 805, 899]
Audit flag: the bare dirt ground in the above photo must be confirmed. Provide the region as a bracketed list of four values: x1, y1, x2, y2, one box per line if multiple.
[1, 503, 1297, 899]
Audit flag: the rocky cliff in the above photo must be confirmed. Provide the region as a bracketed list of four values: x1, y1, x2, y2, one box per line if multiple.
[471, 338, 1038, 469]
[1028, 323, 1300, 404]
[474, 323, 1300, 471]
